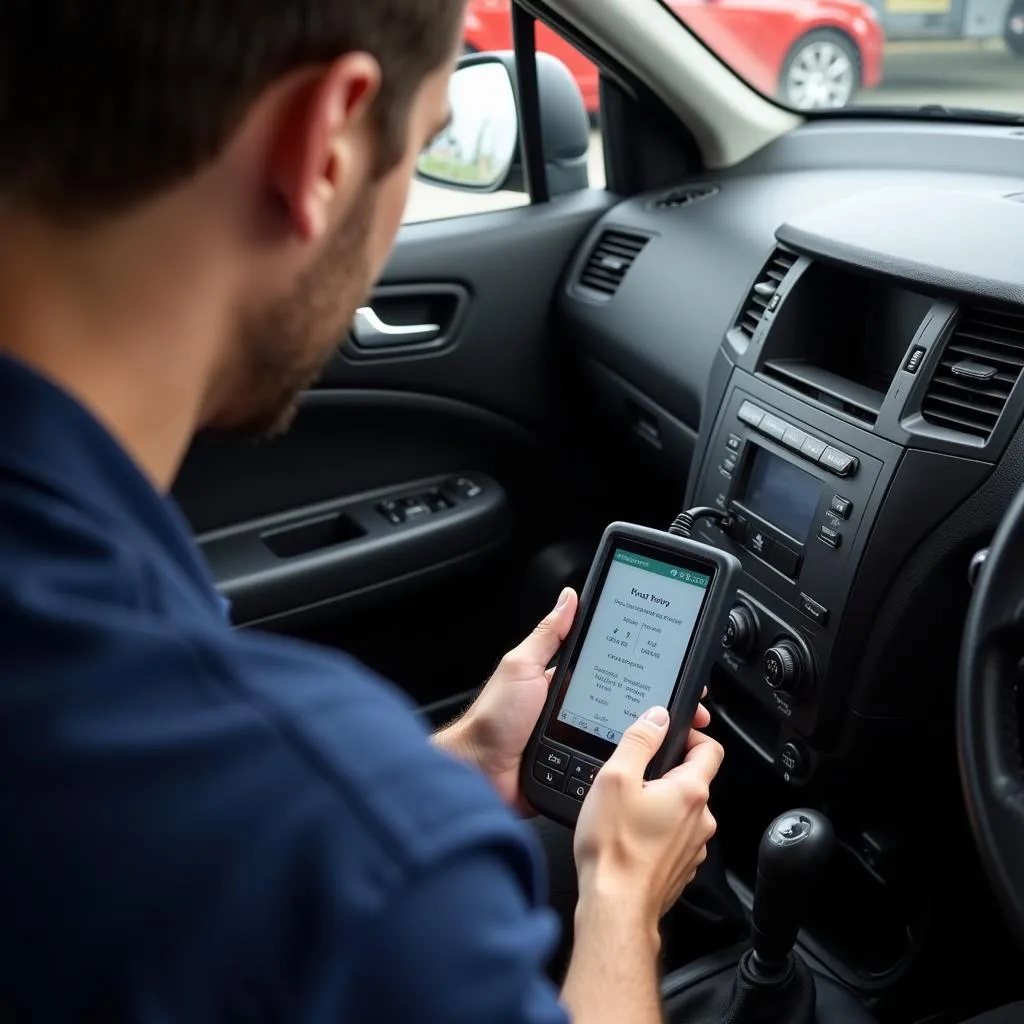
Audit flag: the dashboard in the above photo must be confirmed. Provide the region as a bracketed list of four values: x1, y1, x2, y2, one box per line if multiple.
[559, 117, 1024, 796]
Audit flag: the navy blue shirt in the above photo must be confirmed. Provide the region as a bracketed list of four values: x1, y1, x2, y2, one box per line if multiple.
[0, 354, 568, 1023]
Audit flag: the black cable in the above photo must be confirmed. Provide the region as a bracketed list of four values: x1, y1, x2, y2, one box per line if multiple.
[668, 506, 733, 539]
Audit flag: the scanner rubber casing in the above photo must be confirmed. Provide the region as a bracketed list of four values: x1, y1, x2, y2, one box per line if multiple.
[521, 521, 741, 827]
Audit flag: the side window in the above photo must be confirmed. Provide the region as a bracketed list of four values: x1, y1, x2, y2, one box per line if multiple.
[403, 16, 605, 224]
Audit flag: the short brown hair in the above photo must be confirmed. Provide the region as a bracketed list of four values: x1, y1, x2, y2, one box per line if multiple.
[0, 1, 465, 221]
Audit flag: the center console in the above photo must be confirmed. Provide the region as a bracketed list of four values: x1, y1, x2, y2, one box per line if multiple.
[687, 187, 1024, 786]
[698, 383, 892, 746]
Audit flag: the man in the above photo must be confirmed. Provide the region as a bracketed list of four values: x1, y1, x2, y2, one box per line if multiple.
[0, 2, 723, 1021]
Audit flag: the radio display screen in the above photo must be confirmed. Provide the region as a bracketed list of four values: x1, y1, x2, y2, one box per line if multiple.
[741, 446, 821, 543]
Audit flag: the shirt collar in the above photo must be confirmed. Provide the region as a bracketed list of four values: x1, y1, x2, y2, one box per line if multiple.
[0, 353, 223, 614]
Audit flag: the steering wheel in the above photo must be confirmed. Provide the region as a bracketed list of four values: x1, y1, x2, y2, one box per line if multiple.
[959, 481, 1024, 946]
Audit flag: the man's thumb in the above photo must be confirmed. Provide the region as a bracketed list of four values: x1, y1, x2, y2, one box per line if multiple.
[608, 707, 670, 776]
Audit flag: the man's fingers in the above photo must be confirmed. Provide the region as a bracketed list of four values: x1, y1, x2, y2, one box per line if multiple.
[501, 588, 577, 676]
[693, 702, 711, 730]
[682, 730, 725, 781]
[662, 730, 725, 785]
[604, 707, 670, 778]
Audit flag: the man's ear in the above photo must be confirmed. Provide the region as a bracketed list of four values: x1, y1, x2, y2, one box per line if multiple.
[268, 53, 382, 242]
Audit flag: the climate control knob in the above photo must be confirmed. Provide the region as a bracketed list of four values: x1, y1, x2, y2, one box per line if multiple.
[761, 639, 807, 696]
[723, 604, 759, 659]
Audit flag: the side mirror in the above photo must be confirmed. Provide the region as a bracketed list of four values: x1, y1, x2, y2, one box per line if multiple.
[416, 51, 591, 198]
[416, 61, 519, 193]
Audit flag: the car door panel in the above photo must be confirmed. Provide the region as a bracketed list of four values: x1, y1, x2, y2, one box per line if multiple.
[314, 191, 614, 428]
[173, 191, 615, 704]
[199, 471, 512, 629]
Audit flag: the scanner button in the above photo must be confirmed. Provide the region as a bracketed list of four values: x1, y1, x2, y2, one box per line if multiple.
[537, 746, 569, 772]
[565, 780, 592, 802]
[568, 758, 599, 786]
[533, 760, 566, 790]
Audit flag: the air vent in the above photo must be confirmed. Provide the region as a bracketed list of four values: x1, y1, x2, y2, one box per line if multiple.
[653, 184, 720, 210]
[734, 248, 797, 342]
[577, 230, 649, 297]
[921, 305, 1024, 442]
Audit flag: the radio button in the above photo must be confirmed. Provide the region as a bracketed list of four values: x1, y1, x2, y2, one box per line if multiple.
[533, 760, 566, 790]
[800, 435, 828, 461]
[799, 594, 830, 626]
[746, 527, 775, 561]
[830, 495, 853, 519]
[782, 425, 808, 451]
[777, 741, 809, 783]
[760, 414, 789, 441]
[738, 401, 764, 427]
[723, 604, 759, 658]
[762, 641, 802, 694]
[538, 746, 569, 772]
[727, 433, 742, 452]
[819, 447, 858, 477]
[903, 346, 926, 374]
[722, 453, 738, 473]
[818, 525, 842, 549]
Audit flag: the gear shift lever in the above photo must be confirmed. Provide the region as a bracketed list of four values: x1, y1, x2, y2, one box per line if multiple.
[662, 808, 876, 1024]
[751, 808, 835, 977]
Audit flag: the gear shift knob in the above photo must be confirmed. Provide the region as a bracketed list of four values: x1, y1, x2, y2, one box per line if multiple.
[751, 808, 834, 972]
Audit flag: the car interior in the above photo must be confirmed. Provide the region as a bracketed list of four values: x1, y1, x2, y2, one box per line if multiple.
[171, 0, 1024, 1020]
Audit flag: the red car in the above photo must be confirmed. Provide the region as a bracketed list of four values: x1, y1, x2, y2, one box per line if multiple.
[465, 0, 885, 111]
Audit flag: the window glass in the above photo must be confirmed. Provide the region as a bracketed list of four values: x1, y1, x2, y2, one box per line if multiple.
[403, 7, 606, 224]
[656, 0, 1024, 116]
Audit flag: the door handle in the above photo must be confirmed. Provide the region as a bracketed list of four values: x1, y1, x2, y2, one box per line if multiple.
[352, 306, 441, 349]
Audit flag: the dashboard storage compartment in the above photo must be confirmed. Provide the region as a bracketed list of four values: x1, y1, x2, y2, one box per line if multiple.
[758, 261, 933, 426]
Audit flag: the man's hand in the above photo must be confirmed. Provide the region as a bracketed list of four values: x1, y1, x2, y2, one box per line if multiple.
[434, 587, 577, 812]
[574, 707, 724, 921]
[562, 708, 724, 1024]
[435, 588, 714, 814]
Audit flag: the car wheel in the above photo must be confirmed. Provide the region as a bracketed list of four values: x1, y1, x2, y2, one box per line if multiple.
[1005, 0, 1024, 56]
[779, 29, 861, 111]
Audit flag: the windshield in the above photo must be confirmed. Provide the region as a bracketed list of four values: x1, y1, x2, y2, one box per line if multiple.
[659, 0, 1024, 116]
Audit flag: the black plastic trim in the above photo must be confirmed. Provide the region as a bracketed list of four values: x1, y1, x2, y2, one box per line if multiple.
[200, 472, 511, 625]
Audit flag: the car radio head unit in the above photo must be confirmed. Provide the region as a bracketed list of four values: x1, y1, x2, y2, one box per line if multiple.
[738, 445, 821, 547]
[714, 400, 868, 582]
[691, 384, 886, 743]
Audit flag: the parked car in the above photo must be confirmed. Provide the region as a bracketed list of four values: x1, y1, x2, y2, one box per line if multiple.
[465, 0, 885, 110]
[866, 0, 1024, 54]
